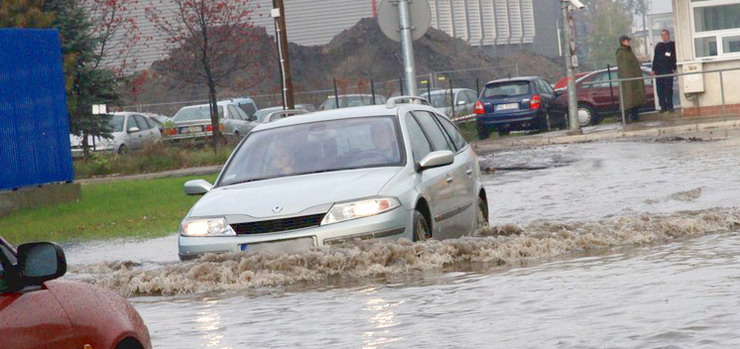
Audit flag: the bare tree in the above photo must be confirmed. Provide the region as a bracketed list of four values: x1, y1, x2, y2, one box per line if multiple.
[83, 0, 141, 73]
[145, 0, 260, 150]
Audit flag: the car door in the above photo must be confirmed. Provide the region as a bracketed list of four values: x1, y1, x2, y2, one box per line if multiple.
[411, 111, 470, 238]
[136, 115, 161, 146]
[539, 79, 567, 123]
[434, 113, 478, 234]
[123, 115, 142, 150]
[0, 245, 79, 349]
[586, 71, 621, 113]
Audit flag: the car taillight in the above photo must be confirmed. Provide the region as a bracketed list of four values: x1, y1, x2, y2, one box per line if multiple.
[164, 128, 178, 135]
[474, 100, 485, 115]
[205, 124, 213, 132]
[530, 94, 541, 110]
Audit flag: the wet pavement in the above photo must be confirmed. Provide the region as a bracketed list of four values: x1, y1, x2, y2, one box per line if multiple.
[63, 137, 740, 348]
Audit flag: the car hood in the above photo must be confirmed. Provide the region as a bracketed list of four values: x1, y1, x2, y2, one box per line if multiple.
[190, 167, 402, 218]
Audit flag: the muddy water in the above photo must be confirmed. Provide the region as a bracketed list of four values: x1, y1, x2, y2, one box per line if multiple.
[62, 139, 740, 348]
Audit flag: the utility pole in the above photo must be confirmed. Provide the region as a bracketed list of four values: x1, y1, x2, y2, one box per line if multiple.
[562, 1, 581, 133]
[398, 0, 418, 97]
[272, 0, 294, 109]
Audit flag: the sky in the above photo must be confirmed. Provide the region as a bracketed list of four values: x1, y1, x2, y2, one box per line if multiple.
[650, 0, 672, 14]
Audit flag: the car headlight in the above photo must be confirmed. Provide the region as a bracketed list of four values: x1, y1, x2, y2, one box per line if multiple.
[180, 217, 236, 237]
[321, 197, 401, 225]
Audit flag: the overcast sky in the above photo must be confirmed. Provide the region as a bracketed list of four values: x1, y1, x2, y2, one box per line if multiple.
[650, 0, 672, 14]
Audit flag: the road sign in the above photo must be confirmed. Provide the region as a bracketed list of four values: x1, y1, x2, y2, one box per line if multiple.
[377, 0, 431, 42]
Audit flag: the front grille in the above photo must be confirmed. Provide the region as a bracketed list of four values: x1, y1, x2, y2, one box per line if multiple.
[231, 213, 325, 235]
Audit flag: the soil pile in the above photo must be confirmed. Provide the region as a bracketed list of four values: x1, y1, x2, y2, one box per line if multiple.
[127, 18, 563, 108]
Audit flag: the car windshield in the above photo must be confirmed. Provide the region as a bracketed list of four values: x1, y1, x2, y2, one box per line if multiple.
[482, 81, 531, 98]
[219, 116, 403, 186]
[173, 105, 224, 122]
[422, 92, 453, 108]
[320, 96, 387, 110]
[109, 115, 125, 132]
[255, 108, 282, 123]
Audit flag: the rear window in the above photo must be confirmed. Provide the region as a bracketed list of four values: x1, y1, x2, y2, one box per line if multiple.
[481, 81, 531, 98]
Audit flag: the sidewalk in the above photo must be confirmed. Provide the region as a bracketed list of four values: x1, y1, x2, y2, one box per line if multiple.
[473, 114, 740, 152]
[77, 165, 222, 184]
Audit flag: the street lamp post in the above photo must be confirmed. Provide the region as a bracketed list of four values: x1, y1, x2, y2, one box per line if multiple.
[562, 1, 581, 133]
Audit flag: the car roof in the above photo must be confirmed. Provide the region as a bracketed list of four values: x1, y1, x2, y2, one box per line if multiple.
[422, 88, 475, 95]
[324, 94, 382, 98]
[251, 103, 439, 132]
[484, 76, 542, 85]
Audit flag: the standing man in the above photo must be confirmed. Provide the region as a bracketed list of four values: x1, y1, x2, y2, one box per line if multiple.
[652, 30, 677, 112]
[616, 35, 647, 122]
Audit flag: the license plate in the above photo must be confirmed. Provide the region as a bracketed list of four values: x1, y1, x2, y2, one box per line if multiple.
[495, 103, 519, 111]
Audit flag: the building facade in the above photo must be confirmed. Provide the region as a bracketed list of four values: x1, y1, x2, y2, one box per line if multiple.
[672, 0, 740, 117]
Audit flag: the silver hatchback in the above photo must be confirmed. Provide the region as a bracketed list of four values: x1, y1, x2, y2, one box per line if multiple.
[178, 97, 488, 260]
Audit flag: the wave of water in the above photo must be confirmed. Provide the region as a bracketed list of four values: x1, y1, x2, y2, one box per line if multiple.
[70, 207, 740, 297]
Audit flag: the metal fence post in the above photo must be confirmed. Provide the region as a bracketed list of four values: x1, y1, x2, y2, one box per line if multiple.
[333, 78, 339, 109]
[449, 78, 454, 118]
[399, 77, 404, 95]
[619, 81, 626, 126]
[371, 79, 376, 105]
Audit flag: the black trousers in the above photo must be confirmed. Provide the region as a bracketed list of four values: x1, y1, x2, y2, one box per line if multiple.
[656, 76, 674, 111]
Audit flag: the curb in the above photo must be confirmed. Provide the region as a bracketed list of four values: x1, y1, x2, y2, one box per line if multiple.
[77, 165, 222, 185]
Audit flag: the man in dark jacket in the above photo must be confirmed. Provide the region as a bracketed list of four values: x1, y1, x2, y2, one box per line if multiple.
[616, 35, 646, 122]
[652, 29, 677, 112]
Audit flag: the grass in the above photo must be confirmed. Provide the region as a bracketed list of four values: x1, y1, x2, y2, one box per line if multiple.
[73, 141, 235, 179]
[0, 174, 218, 245]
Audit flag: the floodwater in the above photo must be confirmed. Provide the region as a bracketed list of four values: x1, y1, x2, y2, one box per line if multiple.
[63, 138, 740, 348]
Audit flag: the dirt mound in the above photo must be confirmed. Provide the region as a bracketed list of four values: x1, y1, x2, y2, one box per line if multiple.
[126, 18, 563, 108]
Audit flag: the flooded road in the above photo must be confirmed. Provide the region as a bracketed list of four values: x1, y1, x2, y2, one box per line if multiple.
[63, 138, 740, 348]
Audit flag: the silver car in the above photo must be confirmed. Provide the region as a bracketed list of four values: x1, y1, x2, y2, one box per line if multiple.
[70, 112, 162, 155]
[170, 100, 259, 140]
[178, 97, 488, 260]
[421, 88, 478, 117]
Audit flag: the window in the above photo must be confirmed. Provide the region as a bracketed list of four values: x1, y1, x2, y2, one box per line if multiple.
[227, 105, 240, 120]
[238, 101, 257, 117]
[405, 113, 433, 162]
[691, 0, 740, 58]
[413, 111, 454, 152]
[436, 114, 468, 151]
[482, 81, 530, 98]
[133, 115, 150, 130]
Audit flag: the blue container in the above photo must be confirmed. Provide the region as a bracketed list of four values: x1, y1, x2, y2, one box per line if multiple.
[0, 29, 73, 191]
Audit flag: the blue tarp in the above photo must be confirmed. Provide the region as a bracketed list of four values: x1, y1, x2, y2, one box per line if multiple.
[0, 29, 73, 191]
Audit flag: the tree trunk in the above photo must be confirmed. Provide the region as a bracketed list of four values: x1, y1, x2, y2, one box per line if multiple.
[206, 73, 220, 154]
[82, 131, 90, 158]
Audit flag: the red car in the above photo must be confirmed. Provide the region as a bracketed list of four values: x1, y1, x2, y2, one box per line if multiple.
[555, 67, 656, 125]
[0, 237, 151, 349]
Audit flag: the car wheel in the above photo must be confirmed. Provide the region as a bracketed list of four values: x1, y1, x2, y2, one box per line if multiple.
[117, 144, 128, 155]
[577, 104, 599, 126]
[476, 123, 490, 140]
[476, 196, 489, 230]
[412, 210, 431, 242]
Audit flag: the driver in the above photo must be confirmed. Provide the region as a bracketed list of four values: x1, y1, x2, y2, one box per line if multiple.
[370, 122, 399, 162]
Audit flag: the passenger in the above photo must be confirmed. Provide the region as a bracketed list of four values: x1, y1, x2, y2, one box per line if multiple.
[271, 146, 296, 175]
[370, 122, 399, 162]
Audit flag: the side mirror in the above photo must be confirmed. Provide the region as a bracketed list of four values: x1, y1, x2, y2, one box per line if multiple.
[17, 242, 66, 285]
[184, 179, 213, 195]
[127, 127, 140, 133]
[418, 150, 455, 171]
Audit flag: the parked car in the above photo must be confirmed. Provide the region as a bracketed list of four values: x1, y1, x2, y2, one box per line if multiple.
[474, 76, 567, 138]
[168, 100, 259, 140]
[227, 97, 259, 120]
[254, 104, 314, 123]
[0, 237, 152, 349]
[177, 96, 488, 260]
[421, 88, 478, 117]
[554, 66, 656, 125]
[552, 72, 589, 90]
[318, 94, 388, 110]
[70, 112, 162, 155]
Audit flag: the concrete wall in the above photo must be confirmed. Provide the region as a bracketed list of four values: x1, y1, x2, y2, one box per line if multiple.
[0, 183, 81, 218]
[672, 0, 740, 116]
